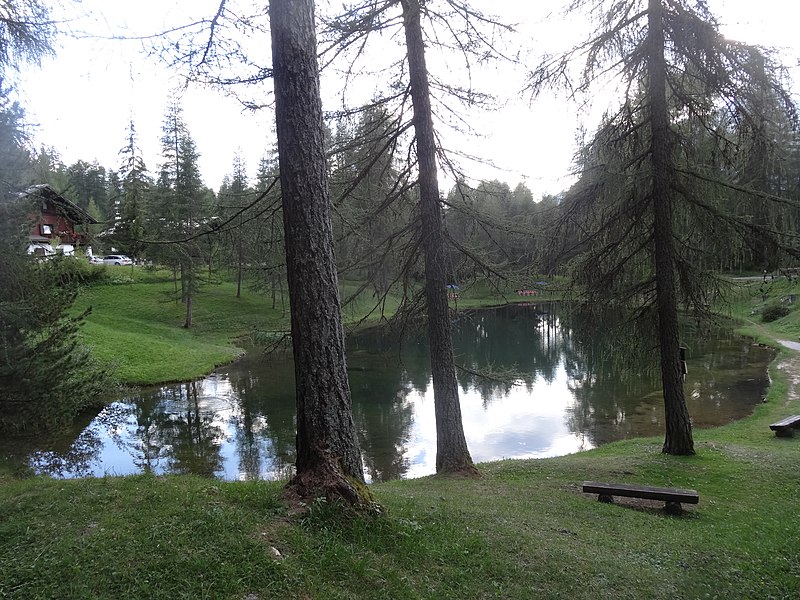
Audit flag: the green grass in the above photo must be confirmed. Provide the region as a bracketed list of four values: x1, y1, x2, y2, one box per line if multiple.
[2, 273, 800, 598]
[720, 275, 800, 342]
[73, 272, 288, 383]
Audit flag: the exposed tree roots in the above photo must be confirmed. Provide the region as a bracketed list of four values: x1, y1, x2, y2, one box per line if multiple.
[437, 463, 482, 479]
[282, 463, 378, 515]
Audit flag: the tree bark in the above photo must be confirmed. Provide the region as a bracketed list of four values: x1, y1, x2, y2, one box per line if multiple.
[236, 251, 242, 298]
[647, 0, 694, 455]
[183, 269, 193, 328]
[269, 0, 370, 503]
[400, 0, 477, 475]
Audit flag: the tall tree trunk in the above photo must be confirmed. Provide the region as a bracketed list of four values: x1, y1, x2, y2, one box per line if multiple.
[183, 267, 193, 328]
[401, 0, 477, 475]
[647, 0, 694, 455]
[269, 0, 370, 504]
[180, 263, 187, 303]
[236, 216, 244, 298]
[236, 253, 242, 298]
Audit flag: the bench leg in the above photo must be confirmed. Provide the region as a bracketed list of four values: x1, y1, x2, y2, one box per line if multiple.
[597, 494, 614, 504]
[664, 502, 683, 515]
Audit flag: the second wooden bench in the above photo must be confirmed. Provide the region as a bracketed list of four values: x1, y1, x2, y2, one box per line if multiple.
[582, 481, 699, 514]
[769, 415, 800, 437]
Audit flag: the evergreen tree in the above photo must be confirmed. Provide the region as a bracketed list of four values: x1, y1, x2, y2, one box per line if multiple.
[0, 0, 53, 77]
[0, 2, 113, 433]
[219, 151, 250, 298]
[446, 179, 541, 282]
[329, 104, 415, 306]
[153, 100, 210, 328]
[531, 0, 799, 455]
[320, 0, 514, 475]
[0, 99, 111, 433]
[64, 160, 111, 217]
[114, 119, 151, 262]
[0, 91, 30, 195]
[398, 0, 478, 475]
[270, 0, 369, 505]
[253, 152, 286, 311]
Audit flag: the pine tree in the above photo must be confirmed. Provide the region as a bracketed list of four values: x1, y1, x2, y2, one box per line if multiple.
[270, 0, 370, 505]
[114, 119, 151, 262]
[154, 100, 208, 328]
[530, 0, 799, 455]
[399, 0, 477, 474]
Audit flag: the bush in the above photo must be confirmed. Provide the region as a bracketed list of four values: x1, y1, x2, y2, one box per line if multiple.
[761, 301, 791, 323]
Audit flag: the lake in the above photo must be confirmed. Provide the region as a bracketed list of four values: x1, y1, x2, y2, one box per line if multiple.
[3, 303, 774, 482]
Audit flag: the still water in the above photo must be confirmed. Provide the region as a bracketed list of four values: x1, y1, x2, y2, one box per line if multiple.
[5, 303, 774, 482]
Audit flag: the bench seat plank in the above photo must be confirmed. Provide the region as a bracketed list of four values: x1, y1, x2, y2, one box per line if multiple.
[769, 415, 800, 433]
[582, 481, 699, 504]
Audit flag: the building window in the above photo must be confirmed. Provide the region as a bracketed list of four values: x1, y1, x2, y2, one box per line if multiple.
[40, 224, 53, 235]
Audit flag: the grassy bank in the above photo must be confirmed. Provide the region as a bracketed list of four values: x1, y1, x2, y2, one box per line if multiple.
[72, 267, 554, 384]
[2, 273, 797, 598]
[72, 268, 285, 383]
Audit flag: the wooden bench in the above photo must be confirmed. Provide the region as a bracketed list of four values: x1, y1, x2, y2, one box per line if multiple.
[769, 415, 800, 437]
[582, 481, 699, 514]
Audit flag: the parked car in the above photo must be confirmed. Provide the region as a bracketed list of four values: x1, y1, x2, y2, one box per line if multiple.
[102, 254, 133, 266]
[89, 255, 104, 264]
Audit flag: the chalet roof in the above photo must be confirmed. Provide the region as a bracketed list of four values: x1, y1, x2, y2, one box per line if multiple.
[22, 184, 99, 225]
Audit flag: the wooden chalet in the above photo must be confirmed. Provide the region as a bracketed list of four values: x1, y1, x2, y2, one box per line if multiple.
[23, 184, 98, 257]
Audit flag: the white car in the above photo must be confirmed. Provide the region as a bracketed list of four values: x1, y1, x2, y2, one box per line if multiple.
[102, 254, 133, 266]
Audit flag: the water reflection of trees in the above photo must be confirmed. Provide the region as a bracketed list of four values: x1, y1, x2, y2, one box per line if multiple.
[451, 304, 567, 404]
[118, 391, 172, 474]
[119, 359, 302, 481]
[162, 382, 225, 476]
[223, 354, 298, 480]
[27, 428, 103, 478]
[348, 356, 416, 482]
[116, 382, 227, 477]
[447, 303, 666, 445]
[559, 309, 773, 447]
[346, 331, 427, 482]
[13, 303, 772, 482]
[222, 346, 421, 483]
[18, 406, 115, 477]
[346, 305, 577, 480]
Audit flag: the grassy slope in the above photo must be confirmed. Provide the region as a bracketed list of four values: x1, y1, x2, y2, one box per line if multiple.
[71, 267, 294, 383]
[1, 275, 798, 598]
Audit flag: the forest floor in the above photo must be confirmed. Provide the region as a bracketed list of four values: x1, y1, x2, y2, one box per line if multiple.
[1, 276, 799, 598]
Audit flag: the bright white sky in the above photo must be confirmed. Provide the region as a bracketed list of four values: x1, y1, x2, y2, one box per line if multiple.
[15, 0, 800, 198]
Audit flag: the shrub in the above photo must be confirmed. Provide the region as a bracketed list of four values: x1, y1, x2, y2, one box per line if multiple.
[761, 301, 790, 323]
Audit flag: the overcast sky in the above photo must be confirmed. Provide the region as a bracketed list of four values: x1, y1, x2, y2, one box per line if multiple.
[16, 0, 800, 198]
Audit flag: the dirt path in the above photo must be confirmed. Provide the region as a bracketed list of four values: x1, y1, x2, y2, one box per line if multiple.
[776, 340, 800, 406]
